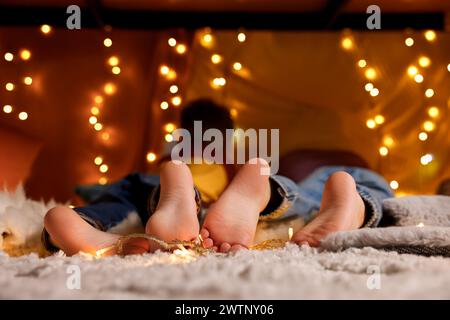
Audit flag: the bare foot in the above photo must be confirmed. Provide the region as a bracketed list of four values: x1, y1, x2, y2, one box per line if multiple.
[200, 158, 271, 253]
[44, 206, 151, 256]
[145, 160, 199, 243]
[291, 171, 365, 247]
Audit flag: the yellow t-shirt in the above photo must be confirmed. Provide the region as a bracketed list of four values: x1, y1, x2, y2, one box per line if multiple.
[188, 162, 228, 204]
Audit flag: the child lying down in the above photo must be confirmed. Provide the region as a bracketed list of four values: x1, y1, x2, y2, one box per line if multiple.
[41, 159, 393, 256]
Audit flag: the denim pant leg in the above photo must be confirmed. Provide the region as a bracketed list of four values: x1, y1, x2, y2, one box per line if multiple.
[262, 166, 394, 228]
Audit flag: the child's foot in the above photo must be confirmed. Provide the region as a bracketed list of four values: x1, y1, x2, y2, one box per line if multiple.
[200, 159, 271, 253]
[44, 206, 151, 256]
[291, 171, 365, 247]
[145, 160, 199, 243]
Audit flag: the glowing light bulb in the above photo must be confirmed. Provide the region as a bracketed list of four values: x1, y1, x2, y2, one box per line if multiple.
[407, 65, 418, 77]
[91, 107, 100, 115]
[20, 49, 31, 61]
[358, 59, 367, 68]
[447, 64, 450, 72]
[424, 30, 436, 42]
[103, 83, 116, 95]
[5, 83, 14, 91]
[103, 38, 112, 47]
[112, 66, 121, 75]
[414, 74, 424, 83]
[168, 38, 177, 47]
[101, 132, 110, 140]
[4, 52, 13, 61]
[417, 222, 425, 228]
[99, 177, 108, 185]
[379, 146, 389, 156]
[383, 136, 394, 147]
[107, 56, 119, 66]
[341, 37, 353, 50]
[364, 83, 374, 92]
[365, 68, 377, 80]
[3, 105, 12, 113]
[418, 132, 428, 141]
[146, 152, 157, 163]
[237, 32, 246, 42]
[428, 106, 439, 118]
[94, 123, 103, 131]
[94, 96, 104, 104]
[230, 108, 238, 118]
[171, 96, 182, 106]
[425, 89, 434, 98]
[420, 153, 433, 165]
[166, 70, 177, 80]
[99, 164, 109, 173]
[211, 54, 222, 64]
[375, 111, 388, 127]
[89, 116, 98, 125]
[211, 77, 226, 88]
[390, 180, 399, 190]
[370, 88, 379, 97]
[94, 156, 103, 165]
[423, 121, 435, 132]
[418, 56, 431, 68]
[23, 77, 32, 85]
[40, 24, 52, 34]
[18, 111, 28, 120]
[405, 37, 414, 47]
[160, 65, 169, 75]
[164, 123, 176, 132]
[175, 44, 186, 54]
[201, 33, 213, 47]
[233, 62, 242, 71]
[160, 101, 169, 110]
[169, 85, 178, 94]
[366, 119, 376, 129]
[165, 133, 174, 142]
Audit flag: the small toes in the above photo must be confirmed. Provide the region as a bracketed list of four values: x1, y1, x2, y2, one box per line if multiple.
[200, 229, 209, 240]
[203, 238, 214, 248]
[230, 244, 247, 252]
[212, 246, 218, 252]
[219, 243, 231, 253]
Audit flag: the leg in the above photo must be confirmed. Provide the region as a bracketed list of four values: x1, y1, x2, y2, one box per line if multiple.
[200, 158, 271, 253]
[291, 171, 365, 246]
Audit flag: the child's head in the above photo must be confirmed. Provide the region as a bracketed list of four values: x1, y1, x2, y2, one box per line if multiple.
[180, 98, 234, 135]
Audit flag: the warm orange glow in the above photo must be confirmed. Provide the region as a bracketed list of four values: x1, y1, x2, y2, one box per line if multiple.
[108, 56, 119, 66]
[358, 59, 367, 68]
[146, 152, 157, 162]
[379, 146, 389, 157]
[405, 37, 414, 47]
[103, 38, 112, 47]
[418, 56, 431, 68]
[164, 123, 176, 132]
[423, 121, 435, 132]
[91, 107, 100, 115]
[341, 37, 353, 50]
[4, 52, 13, 61]
[175, 44, 187, 54]
[94, 156, 103, 165]
[99, 164, 109, 173]
[374, 115, 385, 125]
[3, 105, 13, 114]
[366, 119, 376, 129]
[40, 24, 52, 34]
[18, 112, 28, 120]
[428, 106, 439, 118]
[89, 116, 98, 125]
[424, 30, 436, 42]
[171, 96, 182, 106]
[160, 101, 169, 110]
[20, 49, 31, 60]
[23, 77, 33, 85]
[211, 54, 222, 64]
[112, 66, 121, 75]
[101, 132, 110, 140]
[5, 83, 14, 91]
[94, 123, 103, 131]
[94, 96, 104, 104]
[168, 38, 177, 47]
[233, 62, 242, 71]
[103, 83, 116, 95]
[365, 68, 377, 80]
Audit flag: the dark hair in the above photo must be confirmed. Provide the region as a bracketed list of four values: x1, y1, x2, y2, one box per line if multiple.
[180, 98, 234, 133]
[437, 178, 450, 196]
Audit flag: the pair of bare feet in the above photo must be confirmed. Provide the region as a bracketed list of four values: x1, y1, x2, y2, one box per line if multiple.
[44, 159, 365, 256]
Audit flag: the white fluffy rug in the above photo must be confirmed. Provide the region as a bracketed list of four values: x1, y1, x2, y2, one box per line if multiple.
[2, 245, 450, 299]
[1, 187, 450, 299]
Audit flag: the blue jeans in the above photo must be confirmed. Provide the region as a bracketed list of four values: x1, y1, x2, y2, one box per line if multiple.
[266, 166, 394, 227]
[64, 166, 394, 231]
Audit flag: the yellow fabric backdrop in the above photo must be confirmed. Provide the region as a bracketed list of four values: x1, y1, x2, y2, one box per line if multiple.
[185, 31, 450, 194]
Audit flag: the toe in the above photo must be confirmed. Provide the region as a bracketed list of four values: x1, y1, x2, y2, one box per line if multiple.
[230, 244, 247, 252]
[203, 238, 214, 248]
[291, 231, 321, 247]
[200, 228, 209, 240]
[219, 243, 231, 253]
[212, 246, 218, 252]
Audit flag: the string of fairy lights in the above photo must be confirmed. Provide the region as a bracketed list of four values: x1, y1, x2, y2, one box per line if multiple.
[2, 26, 43, 120]
[145, 28, 246, 164]
[340, 29, 447, 193]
